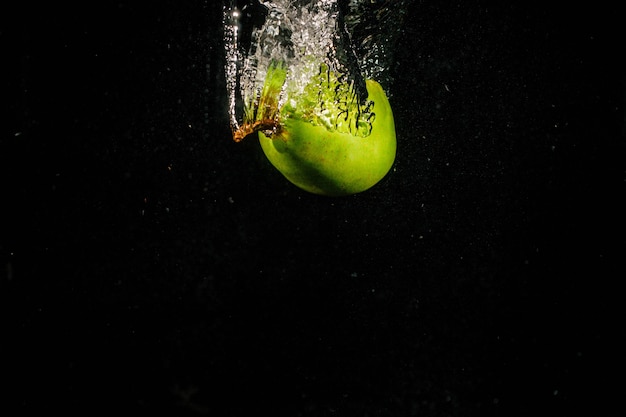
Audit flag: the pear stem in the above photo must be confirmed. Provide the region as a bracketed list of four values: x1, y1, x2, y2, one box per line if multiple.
[232, 119, 280, 142]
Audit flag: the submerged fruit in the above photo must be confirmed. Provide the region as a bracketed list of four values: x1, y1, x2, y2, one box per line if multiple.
[259, 79, 395, 196]
[233, 61, 396, 196]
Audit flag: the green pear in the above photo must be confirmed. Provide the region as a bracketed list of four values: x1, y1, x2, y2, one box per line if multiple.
[234, 61, 396, 196]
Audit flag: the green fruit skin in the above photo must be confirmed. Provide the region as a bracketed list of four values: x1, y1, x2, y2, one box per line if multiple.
[259, 80, 396, 196]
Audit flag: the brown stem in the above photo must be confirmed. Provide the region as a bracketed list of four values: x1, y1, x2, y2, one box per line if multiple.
[232, 119, 280, 142]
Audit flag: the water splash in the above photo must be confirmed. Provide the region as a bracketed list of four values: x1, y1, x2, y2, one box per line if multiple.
[223, 0, 409, 141]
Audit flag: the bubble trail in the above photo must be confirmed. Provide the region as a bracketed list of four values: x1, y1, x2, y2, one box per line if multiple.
[223, 0, 410, 141]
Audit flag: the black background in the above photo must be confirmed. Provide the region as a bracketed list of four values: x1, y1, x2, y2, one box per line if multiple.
[3, 1, 625, 415]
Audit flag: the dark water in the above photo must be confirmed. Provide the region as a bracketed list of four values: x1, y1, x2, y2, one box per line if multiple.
[3, 1, 625, 415]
